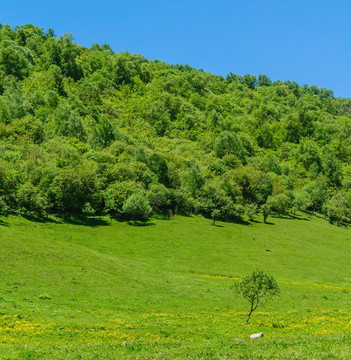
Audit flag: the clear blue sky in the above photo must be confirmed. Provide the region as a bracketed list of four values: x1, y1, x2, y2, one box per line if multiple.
[2, 0, 351, 97]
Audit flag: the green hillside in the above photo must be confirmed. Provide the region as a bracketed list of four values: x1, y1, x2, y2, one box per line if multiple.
[0, 214, 351, 358]
[1, 24, 351, 224]
[1, 23, 351, 359]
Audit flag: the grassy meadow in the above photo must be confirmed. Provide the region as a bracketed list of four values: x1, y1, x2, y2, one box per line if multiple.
[0, 214, 351, 359]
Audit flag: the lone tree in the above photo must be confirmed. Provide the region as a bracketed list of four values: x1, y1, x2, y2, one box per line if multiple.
[235, 268, 279, 325]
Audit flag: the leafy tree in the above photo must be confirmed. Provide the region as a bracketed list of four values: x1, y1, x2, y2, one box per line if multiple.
[214, 131, 245, 162]
[122, 193, 151, 221]
[211, 209, 220, 226]
[52, 105, 86, 140]
[235, 268, 280, 325]
[261, 203, 271, 223]
[323, 153, 342, 188]
[16, 182, 47, 216]
[325, 193, 349, 225]
[242, 74, 257, 89]
[292, 190, 312, 215]
[0, 40, 34, 79]
[305, 181, 328, 212]
[186, 163, 205, 195]
[147, 183, 169, 213]
[148, 153, 169, 187]
[104, 181, 143, 217]
[50, 166, 100, 214]
[245, 203, 258, 221]
[257, 74, 271, 87]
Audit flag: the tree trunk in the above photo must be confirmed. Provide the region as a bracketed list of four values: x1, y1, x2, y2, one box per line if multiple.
[243, 309, 253, 325]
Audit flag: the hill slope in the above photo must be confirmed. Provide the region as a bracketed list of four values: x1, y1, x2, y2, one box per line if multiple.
[1, 24, 351, 225]
[0, 214, 350, 358]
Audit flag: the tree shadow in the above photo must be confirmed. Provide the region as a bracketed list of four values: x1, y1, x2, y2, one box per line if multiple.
[270, 214, 310, 221]
[127, 221, 155, 227]
[289, 214, 310, 221]
[0, 219, 8, 226]
[61, 215, 110, 227]
[175, 210, 193, 217]
[202, 214, 250, 226]
[228, 217, 251, 226]
[153, 214, 173, 220]
[21, 213, 60, 224]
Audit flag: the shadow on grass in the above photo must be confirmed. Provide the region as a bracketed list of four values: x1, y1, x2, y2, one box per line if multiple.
[127, 221, 156, 227]
[225, 217, 251, 226]
[202, 214, 251, 226]
[9, 212, 111, 228]
[153, 214, 172, 220]
[269, 214, 310, 221]
[21, 213, 60, 224]
[62, 215, 110, 227]
[0, 219, 8, 226]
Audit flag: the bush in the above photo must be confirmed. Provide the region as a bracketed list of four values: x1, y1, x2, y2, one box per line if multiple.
[147, 184, 169, 213]
[245, 203, 258, 221]
[325, 193, 349, 225]
[50, 166, 100, 214]
[103, 181, 144, 217]
[122, 194, 152, 221]
[16, 182, 47, 216]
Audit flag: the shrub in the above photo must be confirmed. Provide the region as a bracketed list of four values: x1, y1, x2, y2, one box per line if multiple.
[104, 181, 144, 217]
[16, 182, 47, 216]
[122, 194, 151, 222]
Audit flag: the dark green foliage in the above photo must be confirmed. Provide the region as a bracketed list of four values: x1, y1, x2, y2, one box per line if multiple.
[214, 131, 245, 161]
[325, 193, 349, 225]
[122, 193, 151, 221]
[211, 209, 220, 225]
[261, 203, 271, 223]
[16, 182, 47, 216]
[52, 104, 86, 140]
[186, 163, 205, 195]
[103, 181, 143, 217]
[147, 184, 169, 213]
[148, 153, 169, 187]
[0, 40, 34, 79]
[1, 23, 351, 221]
[50, 166, 100, 214]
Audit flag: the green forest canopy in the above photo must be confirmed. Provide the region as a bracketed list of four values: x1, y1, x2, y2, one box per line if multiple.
[1, 23, 351, 223]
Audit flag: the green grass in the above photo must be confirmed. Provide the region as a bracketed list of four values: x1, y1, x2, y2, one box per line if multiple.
[0, 214, 351, 359]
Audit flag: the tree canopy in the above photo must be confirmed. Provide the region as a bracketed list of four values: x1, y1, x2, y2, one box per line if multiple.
[1, 23, 351, 223]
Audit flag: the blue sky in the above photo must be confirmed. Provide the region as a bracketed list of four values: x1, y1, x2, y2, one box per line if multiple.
[2, 0, 351, 97]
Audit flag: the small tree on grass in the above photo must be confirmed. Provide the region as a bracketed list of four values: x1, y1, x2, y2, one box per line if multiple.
[261, 203, 271, 223]
[245, 204, 258, 221]
[211, 209, 220, 226]
[235, 268, 279, 325]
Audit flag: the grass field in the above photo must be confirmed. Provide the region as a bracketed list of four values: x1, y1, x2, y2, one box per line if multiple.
[0, 214, 351, 359]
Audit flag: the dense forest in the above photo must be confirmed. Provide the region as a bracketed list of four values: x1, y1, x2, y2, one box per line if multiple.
[1, 23, 351, 224]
